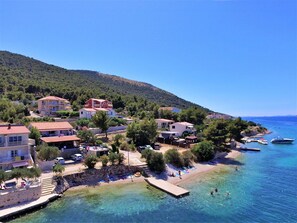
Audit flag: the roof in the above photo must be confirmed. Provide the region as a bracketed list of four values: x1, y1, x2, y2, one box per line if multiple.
[40, 135, 80, 143]
[172, 122, 194, 126]
[80, 108, 109, 112]
[38, 96, 69, 102]
[155, 119, 174, 123]
[90, 98, 108, 103]
[30, 122, 73, 131]
[0, 125, 30, 135]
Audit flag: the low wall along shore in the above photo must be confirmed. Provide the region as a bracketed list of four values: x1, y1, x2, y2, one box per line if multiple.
[0, 185, 42, 209]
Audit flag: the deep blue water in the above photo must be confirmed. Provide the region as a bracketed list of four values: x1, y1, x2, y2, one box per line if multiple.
[11, 116, 297, 223]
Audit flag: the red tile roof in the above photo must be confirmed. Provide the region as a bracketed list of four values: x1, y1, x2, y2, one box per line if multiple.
[40, 135, 80, 143]
[0, 125, 30, 135]
[30, 122, 73, 131]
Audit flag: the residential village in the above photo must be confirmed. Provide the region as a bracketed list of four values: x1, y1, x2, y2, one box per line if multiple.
[0, 95, 263, 219]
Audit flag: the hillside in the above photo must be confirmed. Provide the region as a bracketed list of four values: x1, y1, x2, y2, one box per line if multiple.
[0, 51, 211, 113]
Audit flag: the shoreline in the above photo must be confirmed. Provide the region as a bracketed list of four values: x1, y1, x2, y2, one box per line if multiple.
[67, 149, 243, 192]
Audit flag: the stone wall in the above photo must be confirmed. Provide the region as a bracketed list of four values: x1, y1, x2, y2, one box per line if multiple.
[0, 185, 41, 209]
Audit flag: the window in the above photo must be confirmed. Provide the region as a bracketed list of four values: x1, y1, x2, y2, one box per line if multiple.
[9, 136, 22, 142]
[172, 126, 175, 129]
[11, 150, 18, 157]
[81, 111, 83, 114]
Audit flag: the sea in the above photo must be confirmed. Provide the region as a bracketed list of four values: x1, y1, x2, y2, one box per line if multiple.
[10, 116, 297, 223]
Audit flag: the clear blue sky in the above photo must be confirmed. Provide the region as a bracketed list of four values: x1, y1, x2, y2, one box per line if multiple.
[0, 0, 296, 116]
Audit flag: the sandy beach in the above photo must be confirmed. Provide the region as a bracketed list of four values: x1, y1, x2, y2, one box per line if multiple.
[67, 149, 243, 192]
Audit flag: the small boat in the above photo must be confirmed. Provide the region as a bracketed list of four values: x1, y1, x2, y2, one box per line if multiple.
[258, 138, 268, 145]
[271, 137, 295, 144]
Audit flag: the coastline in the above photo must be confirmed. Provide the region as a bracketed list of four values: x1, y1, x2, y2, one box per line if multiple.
[67, 149, 243, 192]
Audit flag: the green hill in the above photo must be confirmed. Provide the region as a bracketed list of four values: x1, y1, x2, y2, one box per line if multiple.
[0, 50, 211, 114]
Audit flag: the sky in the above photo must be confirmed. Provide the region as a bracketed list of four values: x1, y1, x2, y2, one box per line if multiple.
[0, 0, 296, 117]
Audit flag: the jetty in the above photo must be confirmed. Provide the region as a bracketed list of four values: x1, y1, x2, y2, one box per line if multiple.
[0, 194, 59, 221]
[240, 147, 261, 152]
[145, 177, 189, 198]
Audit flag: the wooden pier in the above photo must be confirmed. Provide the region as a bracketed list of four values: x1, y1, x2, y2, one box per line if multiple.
[240, 147, 261, 152]
[145, 178, 189, 198]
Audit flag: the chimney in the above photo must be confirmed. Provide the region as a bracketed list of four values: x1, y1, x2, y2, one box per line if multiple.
[8, 124, 11, 129]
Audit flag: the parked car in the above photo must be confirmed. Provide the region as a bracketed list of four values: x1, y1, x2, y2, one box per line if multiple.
[71, 153, 83, 162]
[137, 145, 154, 153]
[55, 157, 65, 165]
[153, 143, 160, 150]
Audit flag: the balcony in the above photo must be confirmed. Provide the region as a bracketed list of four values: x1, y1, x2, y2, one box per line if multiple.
[0, 155, 31, 164]
[8, 141, 28, 147]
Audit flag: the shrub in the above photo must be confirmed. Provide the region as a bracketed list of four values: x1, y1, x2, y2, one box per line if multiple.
[164, 148, 184, 168]
[29, 127, 41, 146]
[141, 148, 153, 160]
[108, 152, 118, 165]
[181, 150, 195, 167]
[101, 155, 109, 167]
[53, 163, 65, 175]
[84, 155, 98, 169]
[118, 153, 125, 165]
[191, 141, 215, 162]
[147, 152, 165, 173]
[37, 144, 60, 161]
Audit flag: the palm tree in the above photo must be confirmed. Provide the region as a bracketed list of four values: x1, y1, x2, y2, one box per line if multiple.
[92, 111, 110, 140]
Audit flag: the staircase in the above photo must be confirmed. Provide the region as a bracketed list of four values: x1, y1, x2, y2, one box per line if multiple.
[138, 164, 152, 177]
[41, 177, 55, 196]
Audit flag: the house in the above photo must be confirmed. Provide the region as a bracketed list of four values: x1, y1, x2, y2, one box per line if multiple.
[29, 122, 80, 150]
[0, 124, 34, 170]
[37, 96, 72, 116]
[159, 107, 181, 113]
[169, 122, 196, 137]
[79, 98, 116, 119]
[155, 119, 174, 129]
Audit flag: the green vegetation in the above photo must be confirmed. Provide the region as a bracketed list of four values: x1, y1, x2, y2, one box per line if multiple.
[147, 152, 166, 173]
[55, 110, 79, 118]
[37, 144, 60, 161]
[164, 148, 184, 168]
[29, 127, 41, 146]
[84, 155, 98, 169]
[126, 119, 158, 146]
[53, 163, 65, 175]
[0, 51, 210, 121]
[0, 98, 29, 123]
[191, 141, 215, 162]
[92, 111, 110, 139]
[100, 155, 109, 167]
[77, 129, 96, 145]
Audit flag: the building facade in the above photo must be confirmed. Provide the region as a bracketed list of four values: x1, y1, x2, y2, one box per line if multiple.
[0, 125, 33, 170]
[79, 98, 116, 119]
[37, 96, 72, 116]
[169, 122, 196, 137]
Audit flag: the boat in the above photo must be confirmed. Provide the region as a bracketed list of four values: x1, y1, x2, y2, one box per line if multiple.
[258, 138, 268, 145]
[271, 137, 295, 144]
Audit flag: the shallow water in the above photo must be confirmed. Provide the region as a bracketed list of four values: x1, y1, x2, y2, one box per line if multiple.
[11, 116, 297, 222]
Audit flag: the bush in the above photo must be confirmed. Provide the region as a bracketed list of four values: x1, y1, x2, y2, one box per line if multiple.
[191, 141, 215, 162]
[37, 144, 60, 161]
[147, 152, 165, 173]
[181, 150, 195, 167]
[141, 148, 153, 160]
[101, 155, 109, 167]
[108, 152, 118, 165]
[84, 155, 98, 169]
[53, 163, 65, 175]
[118, 153, 125, 165]
[164, 148, 184, 168]
[29, 127, 41, 146]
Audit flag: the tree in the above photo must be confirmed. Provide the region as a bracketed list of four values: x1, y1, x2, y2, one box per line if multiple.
[113, 134, 125, 147]
[37, 144, 60, 161]
[77, 129, 96, 145]
[181, 150, 195, 167]
[108, 152, 118, 165]
[11, 168, 24, 184]
[191, 141, 215, 162]
[29, 127, 41, 146]
[84, 155, 98, 169]
[119, 141, 130, 151]
[101, 155, 109, 167]
[164, 148, 184, 168]
[0, 170, 7, 185]
[147, 152, 166, 173]
[92, 111, 110, 139]
[141, 148, 153, 160]
[118, 153, 125, 165]
[53, 163, 65, 176]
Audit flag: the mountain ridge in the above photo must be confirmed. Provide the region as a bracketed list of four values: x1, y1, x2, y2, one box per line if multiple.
[0, 50, 211, 113]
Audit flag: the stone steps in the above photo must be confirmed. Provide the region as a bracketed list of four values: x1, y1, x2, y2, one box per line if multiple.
[41, 177, 55, 196]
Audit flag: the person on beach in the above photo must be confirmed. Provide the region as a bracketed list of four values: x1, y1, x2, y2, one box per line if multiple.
[178, 170, 182, 179]
[215, 188, 218, 193]
[235, 166, 239, 171]
[210, 191, 214, 196]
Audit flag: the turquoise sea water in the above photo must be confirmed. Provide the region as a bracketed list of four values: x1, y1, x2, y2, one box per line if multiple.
[11, 116, 297, 223]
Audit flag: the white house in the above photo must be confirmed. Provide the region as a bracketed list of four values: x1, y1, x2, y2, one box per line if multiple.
[0, 124, 34, 170]
[79, 108, 117, 119]
[169, 122, 196, 137]
[155, 119, 174, 129]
